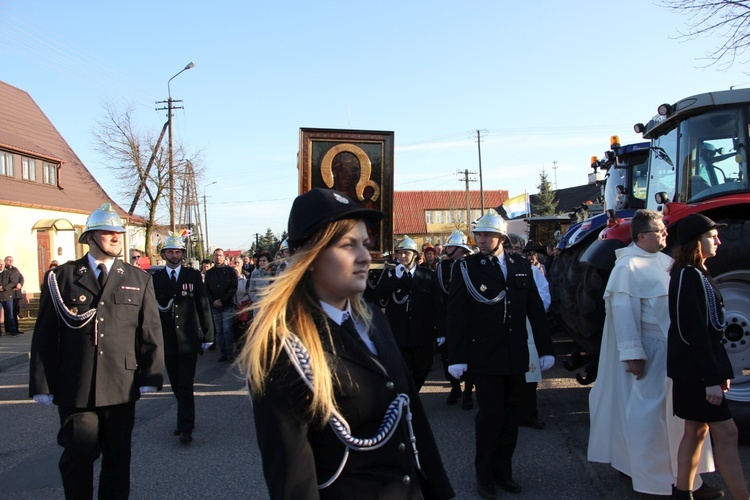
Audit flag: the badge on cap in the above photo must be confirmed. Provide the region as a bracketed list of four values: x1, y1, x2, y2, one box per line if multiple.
[333, 192, 350, 204]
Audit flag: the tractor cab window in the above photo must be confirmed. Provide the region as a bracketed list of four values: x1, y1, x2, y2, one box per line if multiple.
[629, 155, 649, 208]
[678, 108, 748, 203]
[646, 126, 678, 210]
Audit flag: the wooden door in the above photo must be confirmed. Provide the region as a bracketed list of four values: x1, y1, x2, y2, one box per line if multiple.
[37, 231, 50, 283]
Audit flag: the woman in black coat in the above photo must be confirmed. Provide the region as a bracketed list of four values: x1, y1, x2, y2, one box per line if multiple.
[238, 188, 454, 500]
[667, 214, 748, 499]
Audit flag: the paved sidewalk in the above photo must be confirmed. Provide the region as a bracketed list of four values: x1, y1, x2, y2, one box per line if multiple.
[0, 318, 35, 372]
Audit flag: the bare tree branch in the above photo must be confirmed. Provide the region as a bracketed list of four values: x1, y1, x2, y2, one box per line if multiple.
[661, 0, 750, 71]
[92, 101, 205, 257]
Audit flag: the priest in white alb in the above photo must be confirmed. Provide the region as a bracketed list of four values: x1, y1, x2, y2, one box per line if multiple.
[588, 210, 718, 497]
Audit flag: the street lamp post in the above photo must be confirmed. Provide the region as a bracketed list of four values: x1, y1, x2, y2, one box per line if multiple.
[203, 181, 217, 255]
[167, 61, 195, 231]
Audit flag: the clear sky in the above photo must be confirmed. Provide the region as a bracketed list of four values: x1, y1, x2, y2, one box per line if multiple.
[2, 1, 748, 250]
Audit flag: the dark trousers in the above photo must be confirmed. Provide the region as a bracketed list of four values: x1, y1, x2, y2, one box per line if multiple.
[518, 381, 539, 423]
[13, 297, 21, 325]
[165, 352, 198, 433]
[473, 373, 524, 484]
[1, 300, 17, 333]
[57, 402, 136, 500]
[398, 345, 433, 390]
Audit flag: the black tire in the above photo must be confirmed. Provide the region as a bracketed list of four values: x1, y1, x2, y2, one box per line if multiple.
[546, 249, 568, 318]
[575, 264, 610, 357]
[559, 246, 586, 340]
[709, 219, 750, 433]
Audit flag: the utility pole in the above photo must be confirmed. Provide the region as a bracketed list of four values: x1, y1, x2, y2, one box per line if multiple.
[552, 160, 558, 190]
[457, 169, 477, 234]
[203, 181, 217, 257]
[474, 130, 487, 213]
[156, 61, 195, 231]
[254, 233, 261, 251]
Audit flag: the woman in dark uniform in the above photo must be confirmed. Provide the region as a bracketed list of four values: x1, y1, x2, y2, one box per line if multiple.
[238, 188, 454, 500]
[667, 214, 748, 499]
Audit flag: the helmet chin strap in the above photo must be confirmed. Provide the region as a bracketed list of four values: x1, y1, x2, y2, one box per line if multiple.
[89, 234, 122, 258]
[400, 251, 417, 269]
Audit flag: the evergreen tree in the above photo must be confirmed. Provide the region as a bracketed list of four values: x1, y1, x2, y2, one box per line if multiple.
[531, 169, 558, 216]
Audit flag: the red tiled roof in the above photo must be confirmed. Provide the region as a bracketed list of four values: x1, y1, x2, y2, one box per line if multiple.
[0, 80, 124, 216]
[395, 190, 508, 234]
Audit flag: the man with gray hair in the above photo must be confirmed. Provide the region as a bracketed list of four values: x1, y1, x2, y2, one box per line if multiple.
[588, 209, 720, 498]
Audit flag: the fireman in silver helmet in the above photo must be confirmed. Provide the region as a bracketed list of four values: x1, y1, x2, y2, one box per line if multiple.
[30, 203, 164, 499]
[446, 208, 555, 498]
[438, 230, 475, 409]
[365, 234, 445, 390]
[152, 232, 214, 443]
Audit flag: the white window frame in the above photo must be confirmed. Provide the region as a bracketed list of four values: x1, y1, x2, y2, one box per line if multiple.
[43, 162, 58, 185]
[1, 152, 14, 177]
[22, 157, 37, 181]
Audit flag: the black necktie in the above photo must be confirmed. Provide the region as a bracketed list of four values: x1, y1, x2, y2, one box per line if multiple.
[402, 270, 412, 287]
[171, 269, 177, 284]
[97, 263, 108, 289]
[342, 316, 359, 339]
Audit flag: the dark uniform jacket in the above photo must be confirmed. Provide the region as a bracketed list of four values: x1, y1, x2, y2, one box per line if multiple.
[29, 256, 164, 407]
[667, 266, 734, 385]
[0, 266, 21, 301]
[252, 302, 454, 500]
[152, 266, 215, 355]
[447, 251, 552, 375]
[204, 264, 238, 307]
[436, 259, 456, 305]
[365, 266, 444, 347]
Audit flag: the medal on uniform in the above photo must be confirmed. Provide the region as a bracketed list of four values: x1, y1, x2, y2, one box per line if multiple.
[116, 268, 124, 275]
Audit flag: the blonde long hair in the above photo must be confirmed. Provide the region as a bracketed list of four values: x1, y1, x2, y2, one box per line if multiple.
[238, 218, 374, 423]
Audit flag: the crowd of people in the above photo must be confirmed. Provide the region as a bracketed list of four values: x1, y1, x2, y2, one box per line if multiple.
[22, 195, 747, 499]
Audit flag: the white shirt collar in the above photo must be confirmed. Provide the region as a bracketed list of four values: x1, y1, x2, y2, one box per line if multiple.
[87, 253, 115, 275]
[319, 299, 352, 326]
[166, 265, 182, 280]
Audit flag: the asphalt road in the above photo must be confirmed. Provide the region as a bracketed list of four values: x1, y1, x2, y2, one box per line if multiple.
[0, 335, 746, 499]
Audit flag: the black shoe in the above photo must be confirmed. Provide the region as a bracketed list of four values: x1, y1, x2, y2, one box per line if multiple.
[497, 478, 522, 494]
[208, 344, 216, 351]
[521, 418, 546, 430]
[477, 482, 496, 499]
[10, 331, 21, 336]
[179, 432, 192, 443]
[218, 356, 228, 362]
[173, 429, 181, 436]
[462, 397, 474, 410]
[446, 388, 461, 406]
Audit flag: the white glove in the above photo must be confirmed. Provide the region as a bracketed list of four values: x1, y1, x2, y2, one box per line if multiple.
[201, 342, 213, 351]
[139, 386, 158, 394]
[448, 363, 468, 379]
[540, 355, 555, 371]
[394, 264, 406, 278]
[436, 337, 446, 347]
[33, 394, 54, 406]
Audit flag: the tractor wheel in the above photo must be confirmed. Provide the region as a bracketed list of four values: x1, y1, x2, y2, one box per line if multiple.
[546, 249, 568, 317]
[575, 264, 610, 357]
[559, 246, 586, 342]
[709, 219, 750, 433]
